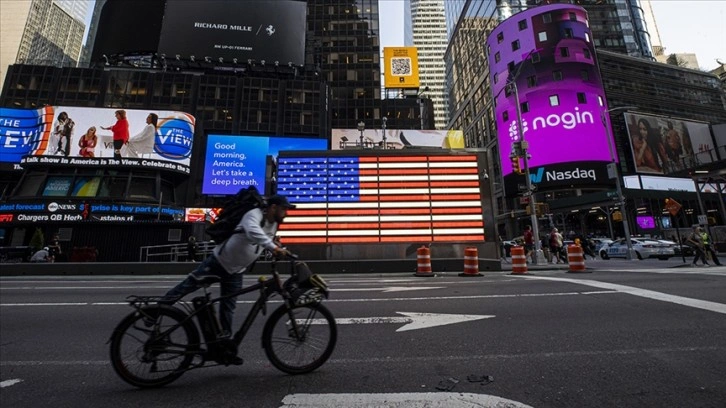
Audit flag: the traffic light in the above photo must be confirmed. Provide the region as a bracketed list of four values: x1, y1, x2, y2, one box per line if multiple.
[511, 155, 523, 175]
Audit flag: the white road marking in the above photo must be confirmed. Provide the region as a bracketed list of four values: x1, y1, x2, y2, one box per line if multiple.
[280, 393, 533, 408]
[323, 312, 495, 332]
[0, 379, 23, 388]
[518, 276, 726, 314]
[334, 286, 444, 292]
[0, 290, 617, 307]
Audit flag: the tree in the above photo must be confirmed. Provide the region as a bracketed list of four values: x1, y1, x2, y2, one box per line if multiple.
[29, 228, 45, 253]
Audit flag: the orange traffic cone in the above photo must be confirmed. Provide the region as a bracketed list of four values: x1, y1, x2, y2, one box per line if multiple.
[510, 246, 529, 275]
[567, 245, 588, 273]
[414, 245, 434, 277]
[459, 247, 483, 277]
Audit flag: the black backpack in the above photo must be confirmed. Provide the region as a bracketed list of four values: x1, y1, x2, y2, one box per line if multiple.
[206, 186, 265, 243]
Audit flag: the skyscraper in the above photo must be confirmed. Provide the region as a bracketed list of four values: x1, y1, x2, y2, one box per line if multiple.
[404, 0, 449, 129]
[0, 0, 84, 93]
[55, 0, 90, 23]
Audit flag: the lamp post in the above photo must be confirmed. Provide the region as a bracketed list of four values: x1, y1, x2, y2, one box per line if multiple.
[602, 106, 638, 260]
[506, 49, 541, 264]
[381, 116, 388, 149]
[357, 121, 365, 148]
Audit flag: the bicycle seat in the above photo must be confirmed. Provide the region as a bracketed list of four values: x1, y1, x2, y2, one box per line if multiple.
[191, 275, 222, 286]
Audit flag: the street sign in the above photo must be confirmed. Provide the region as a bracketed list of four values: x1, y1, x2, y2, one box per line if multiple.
[664, 198, 682, 216]
[606, 163, 617, 179]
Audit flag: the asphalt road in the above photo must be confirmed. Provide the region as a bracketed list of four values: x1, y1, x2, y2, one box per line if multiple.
[1, 261, 725, 407]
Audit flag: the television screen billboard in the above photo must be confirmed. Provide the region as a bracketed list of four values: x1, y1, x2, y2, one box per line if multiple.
[331, 129, 464, 150]
[2, 106, 194, 174]
[159, 0, 306, 66]
[486, 4, 613, 194]
[202, 135, 328, 195]
[636, 215, 656, 229]
[624, 112, 714, 174]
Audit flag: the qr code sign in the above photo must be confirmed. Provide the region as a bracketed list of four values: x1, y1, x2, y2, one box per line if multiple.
[390, 57, 412, 76]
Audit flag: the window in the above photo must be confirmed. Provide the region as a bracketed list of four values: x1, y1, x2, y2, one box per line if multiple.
[581, 70, 590, 81]
[518, 20, 527, 30]
[495, 52, 501, 63]
[585, 32, 591, 42]
[548, 95, 559, 106]
[553, 71, 563, 81]
[493, 73, 498, 84]
[520, 102, 529, 113]
[543, 13, 551, 23]
[583, 48, 591, 59]
[497, 32, 504, 43]
[577, 93, 587, 104]
[512, 40, 520, 51]
[538, 31, 548, 42]
[560, 47, 570, 57]
[598, 95, 604, 106]
[569, 12, 577, 21]
[531, 52, 541, 63]
[503, 111, 509, 122]
[564, 28, 573, 38]
[507, 61, 515, 73]
[527, 76, 537, 88]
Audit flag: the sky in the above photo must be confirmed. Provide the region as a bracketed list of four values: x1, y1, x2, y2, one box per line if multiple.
[379, 0, 725, 71]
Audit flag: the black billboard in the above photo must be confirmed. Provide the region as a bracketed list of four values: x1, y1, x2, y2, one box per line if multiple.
[90, 0, 166, 61]
[158, 0, 306, 66]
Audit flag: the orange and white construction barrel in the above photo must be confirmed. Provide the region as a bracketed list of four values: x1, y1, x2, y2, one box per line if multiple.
[510, 246, 529, 275]
[459, 247, 482, 277]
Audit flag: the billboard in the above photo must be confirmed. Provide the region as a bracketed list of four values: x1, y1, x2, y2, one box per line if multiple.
[624, 112, 715, 174]
[276, 153, 485, 244]
[159, 0, 306, 66]
[486, 4, 613, 194]
[7, 106, 195, 174]
[383, 47, 420, 89]
[202, 134, 328, 195]
[331, 129, 464, 150]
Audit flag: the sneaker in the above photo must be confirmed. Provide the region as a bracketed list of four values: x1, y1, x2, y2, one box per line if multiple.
[227, 356, 244, 365]
[703, 263, 710, 267]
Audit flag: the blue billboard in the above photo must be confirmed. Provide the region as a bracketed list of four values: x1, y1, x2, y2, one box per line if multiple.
[202, 134, 328, 195]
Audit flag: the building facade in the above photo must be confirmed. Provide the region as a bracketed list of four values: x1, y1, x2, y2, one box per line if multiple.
[405, 0, 450, 129]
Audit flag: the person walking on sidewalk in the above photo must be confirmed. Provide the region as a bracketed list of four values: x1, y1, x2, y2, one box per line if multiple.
[687, 226, 710, 266]
[700, 228, 722, 266]
[550, 228, 566, 264]
[523, 225, 535, 263]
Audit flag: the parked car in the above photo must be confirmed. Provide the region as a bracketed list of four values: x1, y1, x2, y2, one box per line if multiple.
[600, 238, 674, 260]
[657, 240, 694, 257]
[502, 239, 523, 257]
[592, 238, 613, 255]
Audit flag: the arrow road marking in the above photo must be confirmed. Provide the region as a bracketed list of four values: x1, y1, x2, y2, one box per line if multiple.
[0, 379, 23, 388]
[334, 286, 444, 293]
[308, 312, 495, 332]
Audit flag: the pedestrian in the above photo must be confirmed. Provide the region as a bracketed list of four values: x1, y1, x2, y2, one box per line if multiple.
[160, 194, 296, 364]
[101, 110, 129, 159]
[699, 228, 722, 266]
[30, 247, 51, 263]
[550, 228, 566, 264]
[687, 226, 709, 266]
[523, 225, 535, 263]
[187, 236, 198, 262]
[540, 235, 551, 263]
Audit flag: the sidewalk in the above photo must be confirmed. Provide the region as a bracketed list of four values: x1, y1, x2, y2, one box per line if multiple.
[499, 256, 709, 272]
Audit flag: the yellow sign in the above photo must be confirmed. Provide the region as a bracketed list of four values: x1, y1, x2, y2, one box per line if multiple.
[383, 47, 420, 89]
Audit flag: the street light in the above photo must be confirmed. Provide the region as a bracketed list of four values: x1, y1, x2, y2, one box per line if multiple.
[507, 49, 541, 264]
[602, 105, 638, 260]
[357, 121, 365, 148]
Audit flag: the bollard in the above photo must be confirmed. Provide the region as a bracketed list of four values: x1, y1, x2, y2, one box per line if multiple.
[567, 244, 587, 273]
[459, 247, 483, 277]
[414, 245, 434, 277]
[510, 246, 529, 275]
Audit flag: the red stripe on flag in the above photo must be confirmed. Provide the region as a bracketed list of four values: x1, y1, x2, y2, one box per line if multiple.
[329, 236, 380, 243]
[429, 155, 477, 161]
[380, 208, 431, 215]
[283, 237, 327, 244]
[431, 208, 482, 214]
[379, 222, 432, 229]
[378, 156, 427, 162]
[430, 194, 480, 200]
[429, 168, 478, 174]
[433, 235, 485, 242]
[376, 168, 429, 175]
[278, 223, 328, 230]
[328, 209, 378, 215]
[430, 181, 479, 187]
[328, 223, 380, 229]
[381, 236, 432, 243]
[376, 181, 430, 188]
[432, 221, 484, 228]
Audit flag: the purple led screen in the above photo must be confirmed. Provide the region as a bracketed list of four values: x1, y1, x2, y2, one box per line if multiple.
[487, 4, 615, 190]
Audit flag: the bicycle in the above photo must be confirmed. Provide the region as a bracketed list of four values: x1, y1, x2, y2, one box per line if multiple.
[108, 254, 336, 388]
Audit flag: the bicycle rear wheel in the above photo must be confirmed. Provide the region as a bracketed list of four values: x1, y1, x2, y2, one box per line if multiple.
[109, 305, 200, 388]
[262, 303, 337, 375]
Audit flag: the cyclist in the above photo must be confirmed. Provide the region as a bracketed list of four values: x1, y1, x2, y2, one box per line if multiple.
[160, 194, 295, 362]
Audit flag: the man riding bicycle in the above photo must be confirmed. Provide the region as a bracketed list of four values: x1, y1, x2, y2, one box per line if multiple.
[160, 194, 295, 363]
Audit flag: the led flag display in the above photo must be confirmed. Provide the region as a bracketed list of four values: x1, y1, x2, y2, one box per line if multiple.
[276, 154, 485, 244]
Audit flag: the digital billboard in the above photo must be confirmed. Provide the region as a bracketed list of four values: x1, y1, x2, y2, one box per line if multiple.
[383, 47, 420, 89]
[276, 153, 485, 244]
[331, 129, 464, 150]
[486, 4, 613, 194]
[623, 112, 715, 174]
[159, 0, 306, 66]
[8, 106, 195, 174]
[202, 135, 328, 195]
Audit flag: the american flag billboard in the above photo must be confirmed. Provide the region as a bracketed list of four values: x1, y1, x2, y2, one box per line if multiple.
[276, 153, 486, 244]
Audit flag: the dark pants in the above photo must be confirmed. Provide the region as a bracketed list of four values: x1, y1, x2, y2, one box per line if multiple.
[692, 246, 708, 265]
[113, 139, 124, 159]
[161, 255, 243, 334]
[704, 245, 722, 265]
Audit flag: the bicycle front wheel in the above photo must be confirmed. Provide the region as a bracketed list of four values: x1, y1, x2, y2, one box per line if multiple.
[262, 303, 337, 375]
[109, 305, 200, 388]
